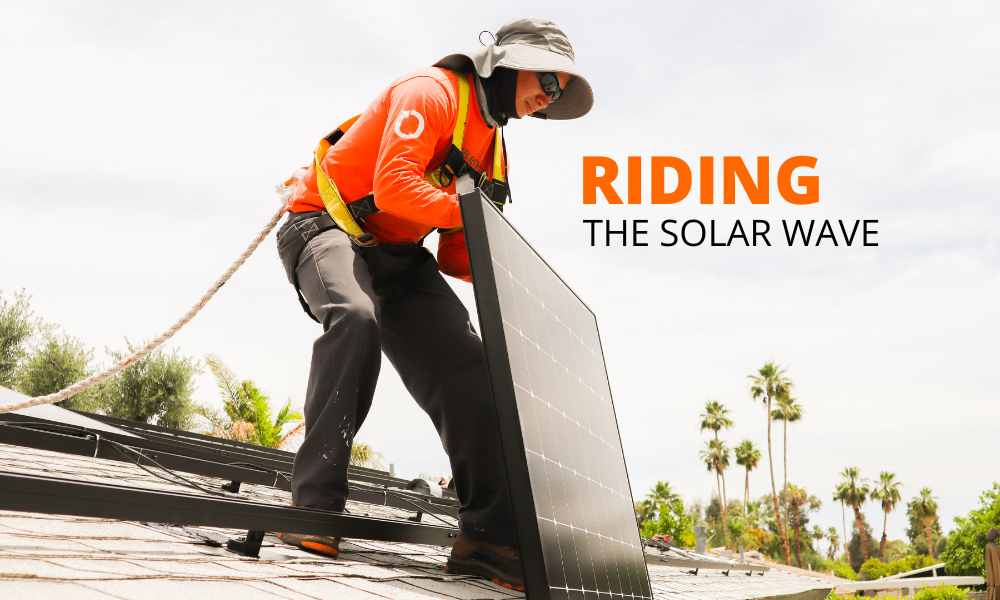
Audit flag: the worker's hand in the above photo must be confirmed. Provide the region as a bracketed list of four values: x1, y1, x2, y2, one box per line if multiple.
[437, 229, 472, 283]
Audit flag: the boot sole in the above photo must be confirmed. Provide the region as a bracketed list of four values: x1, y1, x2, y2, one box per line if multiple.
[276, 532, 340, 558]
[446, 558, 525, 591]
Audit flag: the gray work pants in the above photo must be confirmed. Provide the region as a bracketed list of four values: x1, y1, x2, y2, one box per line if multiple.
[276, 211, 516, 546]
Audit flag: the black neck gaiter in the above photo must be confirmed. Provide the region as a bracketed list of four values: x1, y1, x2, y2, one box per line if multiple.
[479, 66, 519, 127]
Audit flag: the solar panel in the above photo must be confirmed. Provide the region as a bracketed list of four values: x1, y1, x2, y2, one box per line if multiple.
[461, 189, 653, 600]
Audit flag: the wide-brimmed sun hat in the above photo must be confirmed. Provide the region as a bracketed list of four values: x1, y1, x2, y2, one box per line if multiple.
[434, 17, 594, 120]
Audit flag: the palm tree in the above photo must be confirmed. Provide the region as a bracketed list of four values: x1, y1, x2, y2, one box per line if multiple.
[201, 354, 303, 449]
[771, 392, 802, 546]
[788, 484, 821, 568]
[826, 526, 840, 560]
[907, 488, 939, 559]
[743, 499, 767, 531]
[735, 440, 761, 508]
[834, 467, 872, 562]
[635, 500, 657, 527]
[350, 441, 386, 469]
[871, 472, 903, 559]
[811, 525, 825, 561]
[748, 361, 793, 564]
[636, 480, 681, 527]
[699, 438, 732, 546]
[700, 400, 734, 546]
[647, 480, 681, 507]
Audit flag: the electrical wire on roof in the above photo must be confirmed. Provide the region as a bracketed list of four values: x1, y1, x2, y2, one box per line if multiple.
[381, 488, 459, 524]
[1, 419, 461, 524]
[225, 461, 291, 483]
[343, 481, 459, 526]
[105, 438, 228, 497]
[0, 186, 294, 415]
[0, 421, 228, 497]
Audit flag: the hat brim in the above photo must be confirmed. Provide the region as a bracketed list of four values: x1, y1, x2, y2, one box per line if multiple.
[435, 43, 593, 120]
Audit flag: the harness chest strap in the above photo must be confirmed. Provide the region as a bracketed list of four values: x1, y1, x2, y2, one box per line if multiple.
[312, 73, 505, 247]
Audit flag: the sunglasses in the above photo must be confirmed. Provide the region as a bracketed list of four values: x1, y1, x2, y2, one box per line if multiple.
[536, 72, 563, 102]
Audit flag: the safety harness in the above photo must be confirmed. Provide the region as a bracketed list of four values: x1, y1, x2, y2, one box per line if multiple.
[311, 72, 508, 247]
[287, 71, 506, 321]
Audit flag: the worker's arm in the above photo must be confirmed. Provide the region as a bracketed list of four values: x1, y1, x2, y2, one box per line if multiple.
[372, 76, 462, 230]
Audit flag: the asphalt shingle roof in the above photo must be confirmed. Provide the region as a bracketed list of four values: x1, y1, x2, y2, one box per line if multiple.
[0, 439, 836, 600]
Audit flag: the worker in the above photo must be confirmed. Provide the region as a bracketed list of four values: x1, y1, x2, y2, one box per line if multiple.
[987, 527, 999, 600]
[272, 17, 593, 590]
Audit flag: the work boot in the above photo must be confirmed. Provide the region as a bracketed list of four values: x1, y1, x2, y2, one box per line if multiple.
[445, 532, 524, 591]
[276, 502, 342, 558]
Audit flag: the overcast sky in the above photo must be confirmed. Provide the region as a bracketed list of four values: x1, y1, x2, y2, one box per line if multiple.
[2, 1, 998, 550]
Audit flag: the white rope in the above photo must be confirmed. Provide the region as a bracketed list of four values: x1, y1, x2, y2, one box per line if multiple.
[0, 189, 293, 414]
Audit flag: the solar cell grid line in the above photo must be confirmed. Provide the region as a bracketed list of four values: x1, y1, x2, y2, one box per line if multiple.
[460, 188, 652, 600]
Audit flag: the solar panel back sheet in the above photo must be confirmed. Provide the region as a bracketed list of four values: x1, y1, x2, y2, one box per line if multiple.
[460, 190, 652, 600]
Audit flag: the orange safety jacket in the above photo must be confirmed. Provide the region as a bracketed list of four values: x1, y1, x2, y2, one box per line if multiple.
[287, 67, 507, 282]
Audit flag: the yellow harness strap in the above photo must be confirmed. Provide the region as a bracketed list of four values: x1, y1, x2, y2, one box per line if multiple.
[452, 73, 470, 149]
[492, 127, 503, 183]
[425, 72, 504, 187]
[312, 115, 375, 246]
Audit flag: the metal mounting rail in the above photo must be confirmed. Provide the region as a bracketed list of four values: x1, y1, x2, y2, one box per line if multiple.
[0, 420, 293, 489]
[0, 470, 459, 548]
[63, 411, 458, 499]
[644, 553, 769, 575]
[0, 420, 460, 518]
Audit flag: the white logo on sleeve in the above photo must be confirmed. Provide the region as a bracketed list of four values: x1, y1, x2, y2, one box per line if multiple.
[393, 110, 425, 139]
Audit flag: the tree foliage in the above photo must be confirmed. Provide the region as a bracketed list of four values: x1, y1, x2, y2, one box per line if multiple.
[788, 484, 822, 567]
[832, 561, 860, 580]
[350, 441, 386, 469]
[636, 480, 695, 547]
[748, 361, 793, 565]
[772, 391, 803, 548]
[872, 471, 903, 559]
[0, 289, 37, 388]
[735, 439, 761, 506]
[847, 513, 881, 572]
[728, 498, 772, 552]
[908, 488, 941, 560]
[102, 342, 200, 429]
[198, 354, 302, 448]
[913, 585, 968, 600]
[836, 467, 872, 563]
[640, 498, 696, 548]
[699, 400, 733, 547]
[16, 330, 98, 412]
[941, 482, 1000, 578]
[827, 526, 841, 560]
[860, 555, 937, 581]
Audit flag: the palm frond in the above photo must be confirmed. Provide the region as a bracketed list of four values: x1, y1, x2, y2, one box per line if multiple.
[201, 355, 303, 449]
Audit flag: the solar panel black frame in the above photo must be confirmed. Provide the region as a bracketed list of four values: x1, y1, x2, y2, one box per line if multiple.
[460, 190, 653, 600]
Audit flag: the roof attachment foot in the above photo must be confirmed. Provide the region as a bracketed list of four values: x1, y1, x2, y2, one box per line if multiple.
[227, 530, 264, 557]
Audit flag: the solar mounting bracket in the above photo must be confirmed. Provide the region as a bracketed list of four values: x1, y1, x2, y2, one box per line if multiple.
[227, 530, 265, 557]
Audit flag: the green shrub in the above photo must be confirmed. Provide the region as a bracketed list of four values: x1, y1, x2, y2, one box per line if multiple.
[833, 559, 859, 580]
[641, 498, 696, 548]
[16, 330, 98, 412]
[0, 289, 36, 388]
[860, 555, 938, 580]
[913, 585, 967, 600]
[101, 342, 200, 429]
[942, 483, 1000, 578]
